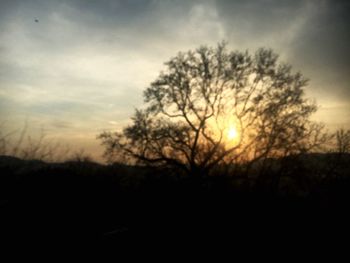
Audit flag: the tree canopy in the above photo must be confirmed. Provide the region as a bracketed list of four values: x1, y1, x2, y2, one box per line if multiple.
[99, 42, 326, 177]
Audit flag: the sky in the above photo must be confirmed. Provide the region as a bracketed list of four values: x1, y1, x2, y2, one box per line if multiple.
[0, 0, 349, 161]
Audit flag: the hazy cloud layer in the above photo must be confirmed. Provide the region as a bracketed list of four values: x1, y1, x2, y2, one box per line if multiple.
[0, 0, 349, 160]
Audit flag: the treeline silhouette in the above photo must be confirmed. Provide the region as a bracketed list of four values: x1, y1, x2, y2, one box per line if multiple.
[1, 152, 349, 241]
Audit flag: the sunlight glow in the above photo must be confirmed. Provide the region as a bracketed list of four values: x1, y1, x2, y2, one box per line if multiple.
[227, 126, 238, 140]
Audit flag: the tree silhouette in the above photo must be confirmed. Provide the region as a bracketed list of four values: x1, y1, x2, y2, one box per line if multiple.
[99, 42, 325, 178]
[335, 129, 350, 154]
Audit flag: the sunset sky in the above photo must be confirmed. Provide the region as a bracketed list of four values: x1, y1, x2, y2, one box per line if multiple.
[1, 0, 349, 161]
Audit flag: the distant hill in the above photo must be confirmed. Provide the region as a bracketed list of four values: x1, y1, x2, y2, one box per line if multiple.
[0, 155, 45, 166]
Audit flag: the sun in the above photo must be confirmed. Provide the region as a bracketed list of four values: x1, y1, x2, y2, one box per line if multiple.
[227, 126, 238, 140]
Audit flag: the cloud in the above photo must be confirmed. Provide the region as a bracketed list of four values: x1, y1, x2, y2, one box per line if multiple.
[214, 0, 350, 121]
[0, 0, 349, 161]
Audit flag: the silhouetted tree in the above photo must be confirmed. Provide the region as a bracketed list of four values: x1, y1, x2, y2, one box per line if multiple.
[99, 42, 325, 178]
[335, 128, 350, 154]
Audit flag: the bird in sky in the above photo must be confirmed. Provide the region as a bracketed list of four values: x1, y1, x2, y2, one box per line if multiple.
[34, 19, 39, 23]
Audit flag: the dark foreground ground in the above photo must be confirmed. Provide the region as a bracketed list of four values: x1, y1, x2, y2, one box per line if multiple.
[1, 155, 349, 243]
